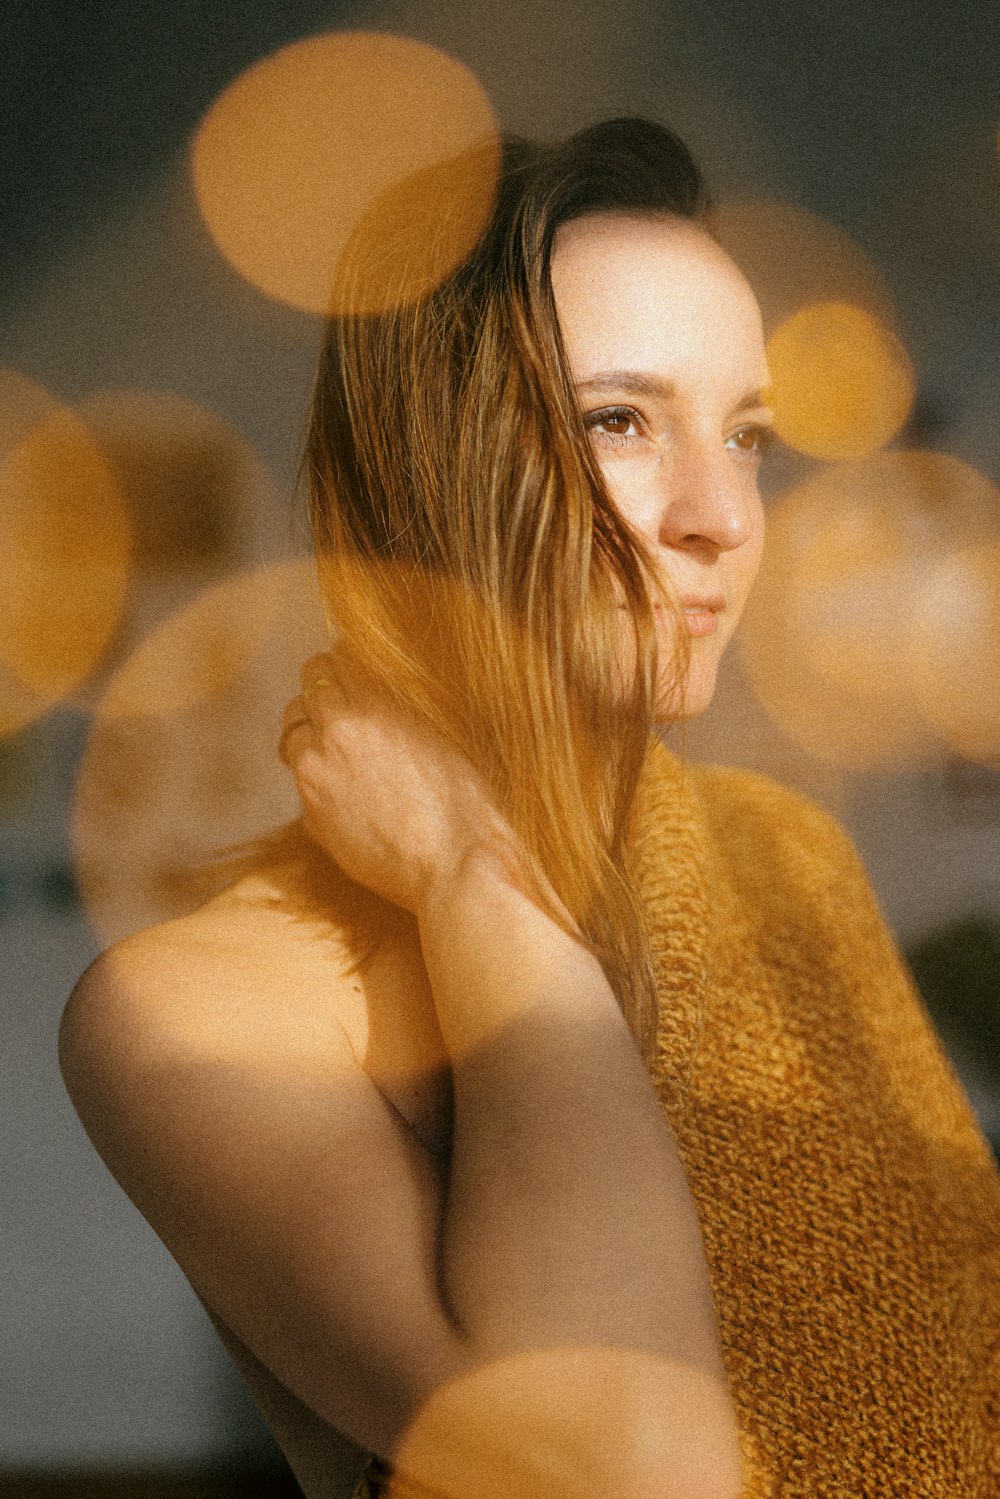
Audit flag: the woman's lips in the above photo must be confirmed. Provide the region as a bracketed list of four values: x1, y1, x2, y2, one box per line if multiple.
[653, 597, 725, 637]
[683, 608, 719, 637]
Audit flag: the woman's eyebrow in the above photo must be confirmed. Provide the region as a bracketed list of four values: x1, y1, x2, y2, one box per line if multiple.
[734, 386, 774, 412]
[574, 370, 676, 400]
[575, 374, 775, 413]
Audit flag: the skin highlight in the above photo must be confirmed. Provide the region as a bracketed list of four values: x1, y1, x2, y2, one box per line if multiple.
[550, 212, 772, 721]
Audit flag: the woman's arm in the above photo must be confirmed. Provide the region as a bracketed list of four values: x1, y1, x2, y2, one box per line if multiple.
[285, 650, 741, 1493]
[60, 649, 742, 1499]
[398, 854, 742, 1499]
[417, 853, 727, 1369]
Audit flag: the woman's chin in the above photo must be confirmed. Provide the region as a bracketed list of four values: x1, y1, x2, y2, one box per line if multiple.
[653, 661, 719, 724]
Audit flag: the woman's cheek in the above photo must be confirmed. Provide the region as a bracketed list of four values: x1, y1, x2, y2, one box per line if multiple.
[598, 456, 661, 533]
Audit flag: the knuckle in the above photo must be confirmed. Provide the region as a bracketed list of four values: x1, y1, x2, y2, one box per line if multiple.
[299, 651, 331, 687]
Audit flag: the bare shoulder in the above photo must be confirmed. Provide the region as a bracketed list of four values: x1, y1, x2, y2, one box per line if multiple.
[58, 895, 387, 1499]
[60, 875, 364, 1107]
[58, 853, 462, 1462]
[60, 846, 451, 1170]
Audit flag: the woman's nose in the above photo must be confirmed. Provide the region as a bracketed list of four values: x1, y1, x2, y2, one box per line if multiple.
[653, 445, 756, 554]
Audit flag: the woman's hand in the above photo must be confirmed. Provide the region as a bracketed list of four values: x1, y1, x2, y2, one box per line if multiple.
[279, 649, 517, 916]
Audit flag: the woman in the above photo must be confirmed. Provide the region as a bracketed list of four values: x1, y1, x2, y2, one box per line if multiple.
[60, 120, 1000, 1498]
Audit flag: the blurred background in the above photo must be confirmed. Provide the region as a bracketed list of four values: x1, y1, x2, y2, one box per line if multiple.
[3, 0, 999, 1492]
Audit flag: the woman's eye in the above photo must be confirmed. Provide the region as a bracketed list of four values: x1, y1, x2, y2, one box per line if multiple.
[584, 407, 641, 445]
[727, 424, 775, 459]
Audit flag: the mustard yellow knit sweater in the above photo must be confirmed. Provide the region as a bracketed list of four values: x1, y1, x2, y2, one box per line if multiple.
[357, 742, 1000, 1496]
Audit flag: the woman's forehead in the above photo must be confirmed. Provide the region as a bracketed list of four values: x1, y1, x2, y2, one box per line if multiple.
[551, 212, 767, 390]
[551, 212, 756, 317]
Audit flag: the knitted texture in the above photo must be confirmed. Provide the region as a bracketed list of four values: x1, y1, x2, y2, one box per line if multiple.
[633, 741, 1000, 1495]
[356, 742, 1000, 1495]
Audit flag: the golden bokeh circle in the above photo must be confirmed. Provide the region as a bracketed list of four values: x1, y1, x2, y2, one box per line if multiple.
[708, 197, 898, 337]
[911, 541, 1000, 767]
[72, 557, 329, 945]
[97, 562, 291, 720]
[767, 301, 915, 461]
[76, 388, 285, 589]
[0, 371, 132, 737]
[191, 31, 500, 315]
[739, 450, 1000, 770]
[390, 1348, 741, 1499]
[0, 368, 62, 453]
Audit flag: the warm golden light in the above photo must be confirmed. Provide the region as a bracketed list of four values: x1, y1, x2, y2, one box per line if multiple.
[911, 541, 1000, 767]
[766, 301, 915, 461]
[0, 368, 61, 452]
[98, 564, 290, 719]
[76, 389, 282, 581]
[708, 198, 897, 336]
[72, 558, 328, 944]
[191, 31, 500, 315]
[0, 371, 132, 737]
[738, 451, 1000, 770]
[390, 1348, 741, 1499]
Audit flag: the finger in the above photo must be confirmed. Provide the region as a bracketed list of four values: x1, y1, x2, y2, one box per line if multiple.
[278, 718, 311, 768]
[300, 651, 341, 697]
[301, 642, 373, 707]
[278, 696, 313, 767]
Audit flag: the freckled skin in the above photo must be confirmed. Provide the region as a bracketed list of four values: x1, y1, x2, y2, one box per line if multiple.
[551, 214, 773, 720]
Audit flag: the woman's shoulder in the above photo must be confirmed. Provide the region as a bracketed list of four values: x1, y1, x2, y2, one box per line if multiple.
[59, 825, 449, 1161]
[61, 829, 378, 1096]
[59, 862, 363, 1125]
[642, 737, 850, 839]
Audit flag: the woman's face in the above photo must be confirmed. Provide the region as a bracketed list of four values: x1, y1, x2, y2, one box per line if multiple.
[550, 212, 772, 721]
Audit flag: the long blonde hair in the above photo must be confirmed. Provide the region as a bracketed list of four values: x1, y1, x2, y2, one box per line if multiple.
[305, 119, 707, 1058]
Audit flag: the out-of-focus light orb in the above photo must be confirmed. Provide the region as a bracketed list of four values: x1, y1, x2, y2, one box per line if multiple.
[77, 389, 282, 583]
[98, 563, 291, 719]
[191, 31, 500, 315]
[73, 557, 329, 945]
[708, 198, 897, 336]
[0, 370, 131, 737]
[0, 368, 61, 452]
[911, 541, 1000, 767]
[739, 450, 1000, 770]
[767, 301, 915, 461]
[392, 1348, 742, 1499]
